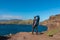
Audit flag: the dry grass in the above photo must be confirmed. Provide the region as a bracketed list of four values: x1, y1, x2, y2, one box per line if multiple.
[46, 27, 60, 36]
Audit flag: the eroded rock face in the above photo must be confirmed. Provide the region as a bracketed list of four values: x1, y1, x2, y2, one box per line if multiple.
[41, 14, 60, 30]
[49, 16, 55, 20]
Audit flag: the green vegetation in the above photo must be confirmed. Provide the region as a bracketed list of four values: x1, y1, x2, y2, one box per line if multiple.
[46, 27, 60, 35]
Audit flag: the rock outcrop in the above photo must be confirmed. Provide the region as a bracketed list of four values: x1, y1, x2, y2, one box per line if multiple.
[41, 14, 60, 30]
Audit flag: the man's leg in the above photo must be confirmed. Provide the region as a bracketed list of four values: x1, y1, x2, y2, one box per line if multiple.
[32, 27, 34, 34]
[36, 26, 38, 35]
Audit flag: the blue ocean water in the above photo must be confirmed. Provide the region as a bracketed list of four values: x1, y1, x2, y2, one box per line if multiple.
[0, 24, 48, 36]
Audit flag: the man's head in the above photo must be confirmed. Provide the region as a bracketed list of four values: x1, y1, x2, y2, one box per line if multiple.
[35, 15, 40, 22]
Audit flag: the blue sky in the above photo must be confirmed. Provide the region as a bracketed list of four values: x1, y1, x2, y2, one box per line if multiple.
[0, 0, 60, 21]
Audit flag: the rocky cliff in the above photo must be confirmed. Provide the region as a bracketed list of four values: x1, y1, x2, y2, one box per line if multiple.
[41, 14, 60, 30]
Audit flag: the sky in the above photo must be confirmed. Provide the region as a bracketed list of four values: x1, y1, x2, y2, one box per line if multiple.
[0, 0, 60, 21]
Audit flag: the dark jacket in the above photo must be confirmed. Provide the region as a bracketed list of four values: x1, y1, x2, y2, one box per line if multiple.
[33, 16, 40, 27]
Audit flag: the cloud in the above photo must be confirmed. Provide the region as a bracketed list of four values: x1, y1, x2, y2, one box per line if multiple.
[0, 15, 22, 20]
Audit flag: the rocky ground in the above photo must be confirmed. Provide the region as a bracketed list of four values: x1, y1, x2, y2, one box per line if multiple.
[7, 32, 60, 40]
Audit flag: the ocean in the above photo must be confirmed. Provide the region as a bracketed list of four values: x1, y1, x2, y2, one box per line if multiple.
[0, 24, 48, 36]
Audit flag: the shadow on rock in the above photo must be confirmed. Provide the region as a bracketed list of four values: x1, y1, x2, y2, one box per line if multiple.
[0, 36, 10, 40]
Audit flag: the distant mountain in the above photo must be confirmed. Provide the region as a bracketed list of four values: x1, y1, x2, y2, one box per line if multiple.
[0, 20, 9, 22]
[0, 19, 33, 24]
[9, 19, 22, 21]
[0, 19, 22, 21]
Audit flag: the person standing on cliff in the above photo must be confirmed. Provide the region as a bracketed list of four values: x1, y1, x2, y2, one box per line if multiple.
[32, 15, 40, 35]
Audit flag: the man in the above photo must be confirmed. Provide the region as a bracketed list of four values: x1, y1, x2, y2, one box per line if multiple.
[32, 16, 40, 35]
